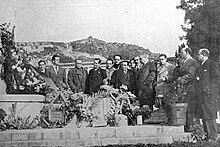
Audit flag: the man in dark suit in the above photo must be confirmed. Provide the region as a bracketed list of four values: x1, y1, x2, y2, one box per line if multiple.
[46, 54, 67, 88]
[136, 54, 157, 110]
[195, 48, 220, 142]
[113, 55, 122, 69]
[110, 60, 135, 92]
[68, 59, 88, 93]
[86, 58, 107, 94]
[168, 47, 199, 131]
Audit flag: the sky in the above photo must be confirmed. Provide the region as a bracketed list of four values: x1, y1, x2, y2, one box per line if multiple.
[0, 0, 185, 57]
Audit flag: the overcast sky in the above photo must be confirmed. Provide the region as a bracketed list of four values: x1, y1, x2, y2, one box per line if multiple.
[0, 0, 185, 56]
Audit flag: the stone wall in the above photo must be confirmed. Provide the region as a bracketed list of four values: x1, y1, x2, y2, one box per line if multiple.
[0, 125, 191, 147]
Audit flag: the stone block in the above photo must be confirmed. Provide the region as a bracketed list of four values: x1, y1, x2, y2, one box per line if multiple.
[157, 125, 184, 134]
[115, 127, 134, 138]
[43, 130, 60, 140]
[65, 130, 79, 140]
[29, 132, 43, 140]
[119, 138, 139, 145]
[0, 132, 12, 142]
[64, 140, 85, 147]
[0, 142, 10, 147]
[78, 128, 97, 139]
[26, 141, 47, 147]
[137, 137, 158, 144]
[101, 138, 121, 146]
[172, 133, 192, 142]
[12, 133, 29, 141]
[97, 128, 116, 139]
[10, 142, 29, 147]
[84, 139, 102, 146]
[157, 136, 173, 144]
[133, 126, 157, 138]
[0, 94, 45, 120]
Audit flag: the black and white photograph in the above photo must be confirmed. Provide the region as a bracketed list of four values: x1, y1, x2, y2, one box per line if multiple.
[0, 0, 220, 146]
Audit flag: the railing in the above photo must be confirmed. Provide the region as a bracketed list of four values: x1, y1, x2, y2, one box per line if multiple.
[58, 62, 106, 71]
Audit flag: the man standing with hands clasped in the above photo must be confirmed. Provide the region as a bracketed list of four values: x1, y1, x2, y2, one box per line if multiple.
[195, 48, 220, 142]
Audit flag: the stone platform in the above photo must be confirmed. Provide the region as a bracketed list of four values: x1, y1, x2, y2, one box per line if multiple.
[0, 94, 45, 120]
[0, 125, 191, 147]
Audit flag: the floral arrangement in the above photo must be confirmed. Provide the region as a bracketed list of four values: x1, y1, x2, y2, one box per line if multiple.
[101, 85, 151, 126]
[0, 23, 49, 95]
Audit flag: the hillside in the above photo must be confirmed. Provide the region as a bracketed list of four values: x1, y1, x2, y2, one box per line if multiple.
[16, 36, 158, 65]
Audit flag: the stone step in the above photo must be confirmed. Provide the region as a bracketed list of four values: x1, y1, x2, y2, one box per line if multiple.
[0, 125, 190, 146]
[1, 135, 191, 147]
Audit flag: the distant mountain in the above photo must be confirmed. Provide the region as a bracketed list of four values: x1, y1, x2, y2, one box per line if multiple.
[16, 36, 159, 65]
[70, 36, 158, 60]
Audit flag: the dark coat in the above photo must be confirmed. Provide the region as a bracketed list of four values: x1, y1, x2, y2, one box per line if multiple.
[45, 66, 67, 87]
[168, 57, 198, 113]
[195, 59, 220, 119]
[86, 67, 107, 94]
[136, 61, 157, 106]
[110, 69, 135, 92]
[68, 67, 88, 93]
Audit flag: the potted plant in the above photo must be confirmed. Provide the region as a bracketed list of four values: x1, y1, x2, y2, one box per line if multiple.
[165, 82, 188, 126]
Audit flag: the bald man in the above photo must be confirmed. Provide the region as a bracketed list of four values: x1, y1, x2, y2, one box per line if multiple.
[195, 48, 220, 142]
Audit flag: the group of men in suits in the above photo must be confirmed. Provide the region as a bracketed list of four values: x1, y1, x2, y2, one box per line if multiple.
[39, 49, 219, 142]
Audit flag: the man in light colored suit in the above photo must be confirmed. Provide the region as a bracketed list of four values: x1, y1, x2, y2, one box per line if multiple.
[157, 54, 174, 85]
[155, 54, 174, 96]
[46, 54, 67, 88]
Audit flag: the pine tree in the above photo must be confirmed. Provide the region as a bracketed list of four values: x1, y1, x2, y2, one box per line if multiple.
[177, 0, 220, 61]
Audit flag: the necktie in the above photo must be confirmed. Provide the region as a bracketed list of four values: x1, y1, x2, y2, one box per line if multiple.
[56, 66, 59, 73]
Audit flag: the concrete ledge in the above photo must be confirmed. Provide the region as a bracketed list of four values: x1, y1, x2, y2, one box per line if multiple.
[0, 125, 191, 146]
[0, 94, 45, 119]
[0, 94, 45, 102]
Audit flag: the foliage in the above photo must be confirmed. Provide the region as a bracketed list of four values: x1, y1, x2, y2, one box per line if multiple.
[0, 23, 51, 94]
[191, 120, 206, 143]
[156, 81, 187, 105]
[177, 0, 220, 61]
[0, 103, 40, 131]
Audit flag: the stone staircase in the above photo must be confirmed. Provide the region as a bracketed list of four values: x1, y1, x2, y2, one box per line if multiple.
[0, 125, 191, 147]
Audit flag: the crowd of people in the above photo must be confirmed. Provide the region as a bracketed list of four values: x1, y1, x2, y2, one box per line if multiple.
[0, 46, 219, 142]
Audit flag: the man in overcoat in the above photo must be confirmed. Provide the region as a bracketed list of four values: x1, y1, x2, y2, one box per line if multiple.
[136, 54, 157, 110]
[86, 58, 107, 94]
[68, 59, 88, 93]
[110, 60, 135, 92]
[167, 47, 198, 131]
[195, 48, 220, 142]
[156, 54, 174, 87]
[46, 54, 67, 88]
[155, 54, 174, 99]
[103, 58, 115, 85]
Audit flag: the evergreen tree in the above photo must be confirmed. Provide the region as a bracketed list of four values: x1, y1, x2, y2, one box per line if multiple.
[177, 0, 220, 61]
